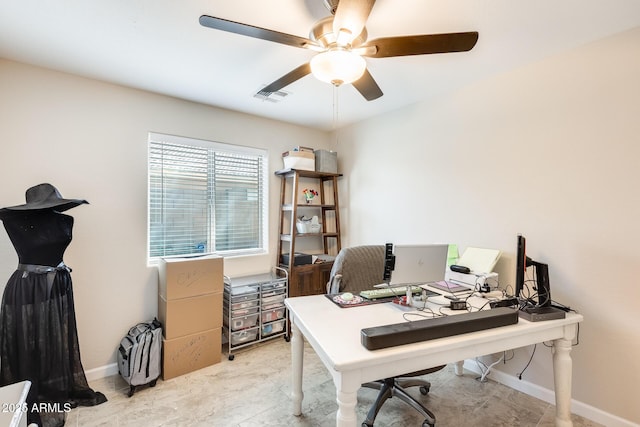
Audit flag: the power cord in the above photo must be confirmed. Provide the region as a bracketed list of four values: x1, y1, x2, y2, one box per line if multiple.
[517, 344, 537, 380]
[402, 309, 441, 322]
[474, 353, 505, 382]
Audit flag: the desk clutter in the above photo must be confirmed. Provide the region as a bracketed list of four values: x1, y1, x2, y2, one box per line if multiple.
[326, 293, 387, 308]
[326, 285, 435, 308]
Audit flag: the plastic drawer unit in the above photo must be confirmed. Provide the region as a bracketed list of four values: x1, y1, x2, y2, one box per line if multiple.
[223, 267, 289, 360]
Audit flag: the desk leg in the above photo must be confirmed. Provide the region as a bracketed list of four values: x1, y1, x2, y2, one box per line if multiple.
[336, 386, 358, 427]
[552, 337, 573, 427]
[454, 360, 464, 376]
[291, 322, 304, 416]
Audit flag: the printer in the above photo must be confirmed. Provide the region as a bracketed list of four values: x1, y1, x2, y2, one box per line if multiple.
[445, 270, 498, 292]
[445, 247, 501, 292]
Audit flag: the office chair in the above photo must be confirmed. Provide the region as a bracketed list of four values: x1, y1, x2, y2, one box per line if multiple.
[327, 245, 444, 427]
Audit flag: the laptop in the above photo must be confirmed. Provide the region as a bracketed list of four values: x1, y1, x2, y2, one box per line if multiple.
[389, 244, 449, 286]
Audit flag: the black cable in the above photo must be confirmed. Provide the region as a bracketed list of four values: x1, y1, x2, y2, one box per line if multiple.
[402, 309, 441, 322]
[520, 278, 539, 308]
[470, 299, 492, 312]
[504, 283, 515, 297]
[517, 344, 536, 380]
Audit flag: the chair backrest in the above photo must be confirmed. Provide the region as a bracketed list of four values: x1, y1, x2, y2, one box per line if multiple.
[326, 245, 386, 294]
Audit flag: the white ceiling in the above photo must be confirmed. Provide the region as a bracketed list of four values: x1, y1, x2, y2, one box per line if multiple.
[1, 0, 640, 131]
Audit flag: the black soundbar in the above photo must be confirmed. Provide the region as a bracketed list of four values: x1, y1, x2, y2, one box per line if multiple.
[361, 307, 519, 350]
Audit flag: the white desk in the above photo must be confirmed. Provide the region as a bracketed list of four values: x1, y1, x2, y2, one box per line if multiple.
[285, 294, 583, 427]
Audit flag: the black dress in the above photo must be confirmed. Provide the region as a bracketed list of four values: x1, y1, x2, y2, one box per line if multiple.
[0, 209, 106, 427]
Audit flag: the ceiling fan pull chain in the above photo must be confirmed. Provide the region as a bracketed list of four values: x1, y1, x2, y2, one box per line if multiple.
[333, 84, 340, 146]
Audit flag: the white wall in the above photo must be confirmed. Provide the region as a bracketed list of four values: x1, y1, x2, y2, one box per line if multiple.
[334, 27, 640, 425]
[0, 59, 331, 371]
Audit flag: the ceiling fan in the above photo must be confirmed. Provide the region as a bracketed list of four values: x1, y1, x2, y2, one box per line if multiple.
[199, 0, 478, 101]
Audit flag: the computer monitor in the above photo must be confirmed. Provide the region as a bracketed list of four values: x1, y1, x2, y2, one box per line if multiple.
[515, 234, 552, 308]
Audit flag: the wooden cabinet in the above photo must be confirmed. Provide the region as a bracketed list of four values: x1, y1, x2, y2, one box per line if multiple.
[288, 264, 321, 297]
[287, 261, 335, 297]
[276, 169, 342, 297]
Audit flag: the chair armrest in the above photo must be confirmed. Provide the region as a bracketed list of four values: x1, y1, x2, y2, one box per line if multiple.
[327, 273, 343, 294]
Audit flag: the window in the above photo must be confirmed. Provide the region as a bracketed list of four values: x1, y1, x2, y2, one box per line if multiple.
[148, 133, 268, 261]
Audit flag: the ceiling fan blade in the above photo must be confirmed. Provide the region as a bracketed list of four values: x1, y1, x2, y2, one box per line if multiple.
[362, 32, 479, 58]
[351, 69, 383, 101]
[332, 0, 376, 45]
[199, 15, 320, 50]
[258, 63, 312, 96]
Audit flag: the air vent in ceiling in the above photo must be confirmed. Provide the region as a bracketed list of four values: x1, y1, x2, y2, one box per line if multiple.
[254, 87, 291, 103]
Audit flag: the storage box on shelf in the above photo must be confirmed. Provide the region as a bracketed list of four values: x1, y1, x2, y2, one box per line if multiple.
[282, 150, 315, 171]
[281, 252, 313, 266]
[314, 149, 338, 173]
[223, 268, 289, 360]
[157, 255, 223, 379]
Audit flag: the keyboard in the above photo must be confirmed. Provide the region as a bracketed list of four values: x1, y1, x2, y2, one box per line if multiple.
[360, 307, 519, 350]
[360, 286, 440, 300]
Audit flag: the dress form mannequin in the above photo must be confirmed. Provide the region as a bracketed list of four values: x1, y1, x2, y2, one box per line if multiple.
[0, 184, 106, 427]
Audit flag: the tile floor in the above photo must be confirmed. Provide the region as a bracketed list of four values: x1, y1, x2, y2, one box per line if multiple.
[67, 338, 601, 427]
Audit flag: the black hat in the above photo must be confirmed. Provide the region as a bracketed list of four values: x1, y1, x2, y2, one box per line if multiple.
[0, 183, 88, 212]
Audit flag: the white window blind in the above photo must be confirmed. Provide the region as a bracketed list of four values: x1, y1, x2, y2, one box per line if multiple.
[148, 133, 267, 260]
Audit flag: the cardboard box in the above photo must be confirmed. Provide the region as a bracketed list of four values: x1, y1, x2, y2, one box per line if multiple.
[282, 150, 315, 171]
[162, 328, 221, 380]
[158, 255, 223, 300]
[158, 293, 223, 340]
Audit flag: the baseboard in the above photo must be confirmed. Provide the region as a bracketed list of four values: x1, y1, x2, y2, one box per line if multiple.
[462, 360, 638, 427]
[85, 363, 118, 382]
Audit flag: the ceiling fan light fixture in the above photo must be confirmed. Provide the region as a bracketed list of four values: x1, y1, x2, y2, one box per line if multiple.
[335, 28, 353, 47]
[310, 49, 366, 86]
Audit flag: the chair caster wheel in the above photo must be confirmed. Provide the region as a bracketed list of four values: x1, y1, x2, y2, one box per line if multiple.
[149, 379, 157, 387]
[228, 354, 235, 361]
[422, 420, 435, 427]
[284, 335, 290, 342]
[127, 386, 135, 397]
[362, 423, 373, 427]
[419, 385, 430, 395]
